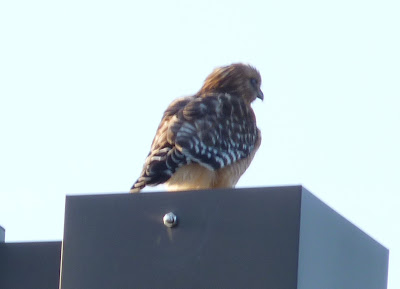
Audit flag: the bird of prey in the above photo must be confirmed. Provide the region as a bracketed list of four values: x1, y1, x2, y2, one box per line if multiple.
[130, 63, 263, 193]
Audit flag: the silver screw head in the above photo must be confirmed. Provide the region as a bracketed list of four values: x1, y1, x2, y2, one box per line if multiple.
[163, 212, 178, 228]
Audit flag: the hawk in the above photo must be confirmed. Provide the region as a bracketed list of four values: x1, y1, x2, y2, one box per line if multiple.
[130, 63, 263, 192]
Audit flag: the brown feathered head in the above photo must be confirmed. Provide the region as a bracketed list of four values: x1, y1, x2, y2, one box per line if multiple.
[199, 63, 263, 104]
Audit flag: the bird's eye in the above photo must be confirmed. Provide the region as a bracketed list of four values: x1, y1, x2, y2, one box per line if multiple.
[250, 78, 258, 87]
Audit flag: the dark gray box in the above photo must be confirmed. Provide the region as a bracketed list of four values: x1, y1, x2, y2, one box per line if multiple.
[59, 186, 388, 289]
[0, 241, 61, 289]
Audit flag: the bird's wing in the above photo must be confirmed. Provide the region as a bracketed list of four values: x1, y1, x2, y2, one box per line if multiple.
[131, 93, 258, 191]
[170, 93, 258, 170]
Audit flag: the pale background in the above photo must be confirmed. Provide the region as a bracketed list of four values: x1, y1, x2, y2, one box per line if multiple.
[0, 0, 398, 287]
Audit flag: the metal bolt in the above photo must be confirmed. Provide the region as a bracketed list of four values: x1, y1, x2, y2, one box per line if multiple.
[163, 212, 178, 228]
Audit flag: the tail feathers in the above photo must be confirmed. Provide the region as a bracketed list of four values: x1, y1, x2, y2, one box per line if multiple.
[130, 179, 146, 193]
[130, 164, 175, 193]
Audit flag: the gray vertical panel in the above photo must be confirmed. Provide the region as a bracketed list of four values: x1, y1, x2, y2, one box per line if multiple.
[60, 186, 303, 289]
[297, 187, 389, 289]
[0, 225, 4, 243]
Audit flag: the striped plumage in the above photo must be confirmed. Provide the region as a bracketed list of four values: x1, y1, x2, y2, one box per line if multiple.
[130, 63, 263, 193]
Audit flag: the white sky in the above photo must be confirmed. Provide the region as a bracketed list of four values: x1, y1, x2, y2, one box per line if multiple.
[1, 0, 399, 288]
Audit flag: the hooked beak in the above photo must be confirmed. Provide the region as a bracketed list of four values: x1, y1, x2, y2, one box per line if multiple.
[257, 89, 264, 101]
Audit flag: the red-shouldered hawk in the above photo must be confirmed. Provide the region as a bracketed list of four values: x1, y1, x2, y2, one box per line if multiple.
[130, 63, 263, 193]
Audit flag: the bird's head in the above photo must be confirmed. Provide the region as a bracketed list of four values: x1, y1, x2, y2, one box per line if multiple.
[199, 63, 263, 104]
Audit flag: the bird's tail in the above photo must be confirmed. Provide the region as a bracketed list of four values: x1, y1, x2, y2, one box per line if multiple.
[129, 178, 147, 193]
[129, 180, 146, 193]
